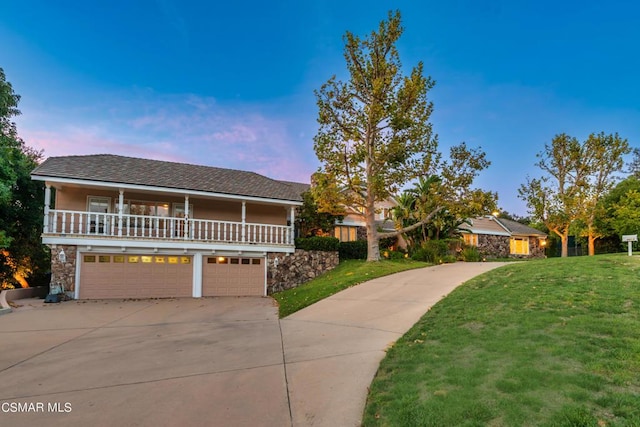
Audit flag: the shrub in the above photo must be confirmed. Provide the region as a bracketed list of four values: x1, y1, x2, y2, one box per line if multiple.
[411, 240, 450, 263]
[461, 246, 482, 262]
[295, 236, 340, 251]
[382, 249, 407, 260]
[379, 237, 397, 251]
[339, 240, 368, 260]
[442, 254, 457, 264]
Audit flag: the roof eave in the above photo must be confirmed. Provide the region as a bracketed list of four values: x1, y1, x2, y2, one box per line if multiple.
[32, 175, 303, 206]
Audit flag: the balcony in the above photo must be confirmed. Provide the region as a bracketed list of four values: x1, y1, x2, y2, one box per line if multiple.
[44, 209, 294, 247]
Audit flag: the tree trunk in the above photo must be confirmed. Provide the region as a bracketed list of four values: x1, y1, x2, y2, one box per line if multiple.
[561, 233, 569, 257]
[365, 178, 380, 261]
[588, 234, 596, 256]
[366, 203, 380, 261]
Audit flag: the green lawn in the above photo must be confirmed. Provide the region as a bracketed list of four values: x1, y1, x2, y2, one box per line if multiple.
[272, 259, 429, 317]
[364, 254, 640, 427]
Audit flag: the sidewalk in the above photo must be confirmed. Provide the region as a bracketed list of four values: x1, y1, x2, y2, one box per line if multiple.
[280, 262, 507, 427]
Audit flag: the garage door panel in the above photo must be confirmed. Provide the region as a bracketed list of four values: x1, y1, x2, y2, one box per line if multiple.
[202, 257, 265, 297]
[80, 254, 193, 299]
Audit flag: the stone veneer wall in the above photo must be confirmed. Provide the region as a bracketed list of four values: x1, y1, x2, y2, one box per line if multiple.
[267, 249, 339, 294]
[477, 235, 546, 259]
[477, 235, 510, 258]
[525, 237, 546, 258]
[49, 245, 77, 293]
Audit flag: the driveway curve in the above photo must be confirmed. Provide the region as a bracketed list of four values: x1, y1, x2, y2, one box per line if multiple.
[0, 262, 506, 426]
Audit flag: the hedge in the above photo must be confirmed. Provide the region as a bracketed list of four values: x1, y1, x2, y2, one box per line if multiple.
[294, 236, 340, 251]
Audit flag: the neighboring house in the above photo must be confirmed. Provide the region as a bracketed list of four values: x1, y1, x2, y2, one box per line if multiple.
[31, 154, 303, 299]
[459, 216, 547, 258]
[333, 198, 397, 242]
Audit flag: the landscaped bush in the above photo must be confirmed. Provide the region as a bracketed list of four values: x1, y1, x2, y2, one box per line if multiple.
[295, 236, 340, 251]
[461, 246, 482, 262]
[382, 249, 408, 260]
[339, 240, 368, 260]
[379, 237, 397, 251]
[411, 239, 450, 263]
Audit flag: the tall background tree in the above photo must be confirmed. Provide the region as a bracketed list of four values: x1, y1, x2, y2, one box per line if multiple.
[313, 11, 494, 261]
[0, 67, 48, 288]
[519, 132, 629, 257]
[578, 132, 630, 255]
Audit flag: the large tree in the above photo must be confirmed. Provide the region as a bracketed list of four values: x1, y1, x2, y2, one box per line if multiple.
[0, 67, 47, 288]
[579, 132, 630, 255]
[313, 11, 494, 261]
[519, 132, 629, 257]
[519, 134, 586, 257]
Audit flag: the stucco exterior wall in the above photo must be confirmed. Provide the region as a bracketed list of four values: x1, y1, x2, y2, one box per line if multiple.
[52, 187, 287, 225]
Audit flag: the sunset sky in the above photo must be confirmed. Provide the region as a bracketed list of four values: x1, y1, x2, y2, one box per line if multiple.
[2, 1, 639, 214]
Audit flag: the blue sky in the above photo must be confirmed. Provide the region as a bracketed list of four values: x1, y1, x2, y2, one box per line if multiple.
[2, 1, 639, 215]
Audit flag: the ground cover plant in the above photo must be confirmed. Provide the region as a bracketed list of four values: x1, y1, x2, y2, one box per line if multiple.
[273, 259, 428, 317]
[364, 254, 640, 426]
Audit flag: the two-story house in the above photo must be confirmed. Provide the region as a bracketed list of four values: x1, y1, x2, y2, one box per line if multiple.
[31, 154, 302, 299]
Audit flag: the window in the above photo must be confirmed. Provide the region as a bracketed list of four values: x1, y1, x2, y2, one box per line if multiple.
[181, 257, 191, 264]
[173, 203, 194, 218]
[375, 208, 391, 220]
[128, 256, 139, 263]
[168, 257, 179, 264]
[510, 237, 530, 255]
[155, 256, 165, 263]
[241, 259, 250, 265]
[119, 200, 170, 217]
[334, 226, 358, 242]
[217, 257, 228, 264]
[87, 197, 111, 233]
[141, 256, 152, 263]
[230, 258, 239, 264]
[251, 259, 261, 265]
[99, 255, 110, 263]
[84, 255, 96, 263]
[463, 234, 478, 247]
[114, 256, 125, 263]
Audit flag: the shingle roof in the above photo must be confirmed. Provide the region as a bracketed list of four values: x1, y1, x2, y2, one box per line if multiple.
[459, 216, 547, 237]
[32, 154, 304, 202]
[496, 218, 547, 237]
[459, 216, 511, 236]
[278, 180, 310, 197]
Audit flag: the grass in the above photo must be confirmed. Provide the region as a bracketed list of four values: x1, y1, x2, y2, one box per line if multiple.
[363, 254, 640, 427]
[272, 259, 429, 317]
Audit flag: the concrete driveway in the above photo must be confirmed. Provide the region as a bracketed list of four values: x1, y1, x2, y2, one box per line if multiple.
[0, 262, 507, 426]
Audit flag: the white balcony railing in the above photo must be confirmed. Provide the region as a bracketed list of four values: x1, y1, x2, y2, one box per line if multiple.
[44, 209, 294, 246]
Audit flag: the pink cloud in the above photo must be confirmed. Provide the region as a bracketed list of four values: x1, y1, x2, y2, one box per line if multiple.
[18, 93, 318, 183]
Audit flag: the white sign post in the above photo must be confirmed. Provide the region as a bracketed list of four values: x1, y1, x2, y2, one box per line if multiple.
[622, 234, 638, 256]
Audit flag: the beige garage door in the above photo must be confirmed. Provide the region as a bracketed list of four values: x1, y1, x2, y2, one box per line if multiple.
[79, 254, 193, 299]
[202, 256, 265, 296]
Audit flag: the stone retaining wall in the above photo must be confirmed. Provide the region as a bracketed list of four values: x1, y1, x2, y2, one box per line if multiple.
[267, 249, 339, 294]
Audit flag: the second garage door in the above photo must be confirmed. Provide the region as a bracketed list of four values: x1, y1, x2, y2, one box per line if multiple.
[79, 254, 193, 299]
[202, 256, 265, 296]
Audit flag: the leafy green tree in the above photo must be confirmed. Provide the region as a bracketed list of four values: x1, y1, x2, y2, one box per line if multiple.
[579, 132, 630, 255]
[0, 67, 47, 288]
[313, 11, 494, 261]
[295, 191, 343, 238]
[519, 132, 628, 257]
[597, 177, 640, 245]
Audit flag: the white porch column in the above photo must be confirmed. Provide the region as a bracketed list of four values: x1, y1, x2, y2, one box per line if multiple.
[241, 201, 246, 242]
[117, 190, 124, 237]
[43, 184, 51, 233]
[184, 195, 190, 239]
[193, 253, 202, 298]
[290, 206, 296, 244]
